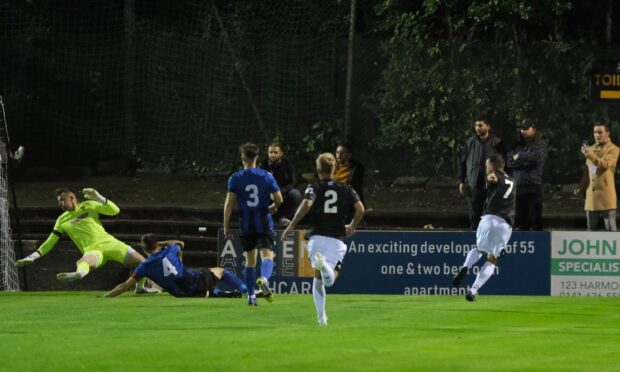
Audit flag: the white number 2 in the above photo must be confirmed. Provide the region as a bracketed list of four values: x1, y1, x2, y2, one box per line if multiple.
[503, 179, 514, 199]
[162, 257, 178, 277]
[324, 190, 338, 213]
[245, 184, 259, 207]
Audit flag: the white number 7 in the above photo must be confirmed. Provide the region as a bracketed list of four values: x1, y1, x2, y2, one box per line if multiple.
[503, 179, 514, 199]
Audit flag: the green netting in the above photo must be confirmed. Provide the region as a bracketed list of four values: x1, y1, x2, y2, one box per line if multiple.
[0, 0, 348, 167]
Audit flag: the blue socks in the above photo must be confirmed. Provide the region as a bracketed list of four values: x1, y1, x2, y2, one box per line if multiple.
[221, 270, 247, 294]
[260, 258, 274, 282]
[243, 267, 256, 296]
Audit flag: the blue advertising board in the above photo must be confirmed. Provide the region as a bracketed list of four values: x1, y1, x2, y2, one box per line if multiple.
[217, 230, 551, 296]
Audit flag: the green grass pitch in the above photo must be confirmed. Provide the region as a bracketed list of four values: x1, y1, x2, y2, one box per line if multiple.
[1, 292, 619, 371]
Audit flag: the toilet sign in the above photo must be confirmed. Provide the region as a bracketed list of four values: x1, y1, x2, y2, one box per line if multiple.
[592, 59, 620, 104]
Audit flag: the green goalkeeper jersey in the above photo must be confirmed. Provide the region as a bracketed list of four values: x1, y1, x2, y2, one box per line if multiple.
[37, 200, 123, 255]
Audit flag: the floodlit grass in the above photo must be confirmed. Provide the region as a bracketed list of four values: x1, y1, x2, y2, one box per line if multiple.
[0, 292, 618, 371]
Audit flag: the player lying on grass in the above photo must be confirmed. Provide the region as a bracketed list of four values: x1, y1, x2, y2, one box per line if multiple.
[452, 154, 516, 301]
[282, 153, 364, 326]
[16, 187, 157, 294]
[104, 234, 247, 298]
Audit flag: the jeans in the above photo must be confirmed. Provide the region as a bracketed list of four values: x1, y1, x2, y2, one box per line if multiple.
[586, 210, 617, 231]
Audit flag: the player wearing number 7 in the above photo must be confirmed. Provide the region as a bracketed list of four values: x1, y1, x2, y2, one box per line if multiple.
[452, 154, 516, 301]
[16, 187, 157, 293]
[224, 143, 283, 306]
[103, 234, 247, 297]
[281, 153, 364, 326]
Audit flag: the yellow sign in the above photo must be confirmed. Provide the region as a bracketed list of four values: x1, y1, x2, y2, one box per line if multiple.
[591, 60, 620, 104]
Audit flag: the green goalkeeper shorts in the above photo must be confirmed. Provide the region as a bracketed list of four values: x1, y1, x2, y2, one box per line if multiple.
[82, 240, 133, 269]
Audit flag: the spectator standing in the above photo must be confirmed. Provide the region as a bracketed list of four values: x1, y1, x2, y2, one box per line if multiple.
[259, 141, 302, 226]
[575, 123, 620, 231]
[506, 118, 548, 231]
[458, 116, 506, 230]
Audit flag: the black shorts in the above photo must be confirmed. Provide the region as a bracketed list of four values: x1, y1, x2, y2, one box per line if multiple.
[240, 232, 275, 252]
[193, 269, 219, 297]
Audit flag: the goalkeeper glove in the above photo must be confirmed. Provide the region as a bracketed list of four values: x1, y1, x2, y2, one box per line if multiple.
[82, 188, 107, 204]
[16, 252, 41, 267]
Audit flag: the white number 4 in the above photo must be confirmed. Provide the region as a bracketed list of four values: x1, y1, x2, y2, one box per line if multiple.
[162, 257, 178, 277]
[503, 179, 514, 199]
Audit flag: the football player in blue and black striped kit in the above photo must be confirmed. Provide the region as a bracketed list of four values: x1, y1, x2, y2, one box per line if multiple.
[224, 143, 283, 306]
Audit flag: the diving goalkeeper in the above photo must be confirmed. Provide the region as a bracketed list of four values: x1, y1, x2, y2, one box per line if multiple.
[16, 187, 158, 294]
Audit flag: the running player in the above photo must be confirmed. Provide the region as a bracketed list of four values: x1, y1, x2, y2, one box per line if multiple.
[452, 154, 516, 301]
[16, 187, 157, 293]
[103, 234, 247, 297]
[281, 153, 364, 326]
[223, 143, 283, 306]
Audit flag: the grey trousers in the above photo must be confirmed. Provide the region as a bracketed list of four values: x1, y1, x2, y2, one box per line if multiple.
[586, 210, 617, 231]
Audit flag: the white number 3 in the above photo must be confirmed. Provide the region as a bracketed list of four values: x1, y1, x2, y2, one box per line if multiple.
[245, 184, 259, 207]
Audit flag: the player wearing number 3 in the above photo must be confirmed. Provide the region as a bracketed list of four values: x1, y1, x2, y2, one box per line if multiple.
[103, 234, 247, 297]
[282, 153, 364, 326]
[452, 154, 516, 301]
[224, 143, 283, 306]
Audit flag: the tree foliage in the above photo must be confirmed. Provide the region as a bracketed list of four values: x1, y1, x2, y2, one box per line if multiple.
[365, 0, 616, 181]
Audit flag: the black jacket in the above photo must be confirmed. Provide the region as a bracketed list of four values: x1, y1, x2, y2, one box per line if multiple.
[506, 138, 547, 185]
[259, 158, 297, 193]
[458, 132, 505, 190]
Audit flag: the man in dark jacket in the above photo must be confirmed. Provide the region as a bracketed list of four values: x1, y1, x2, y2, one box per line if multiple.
[506, 118, 547, 231]
[458, 116, 506, 230]
[259, 141, 302, 226]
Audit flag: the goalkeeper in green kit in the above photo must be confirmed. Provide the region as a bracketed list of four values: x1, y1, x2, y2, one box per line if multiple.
[16, 187, 158, 294]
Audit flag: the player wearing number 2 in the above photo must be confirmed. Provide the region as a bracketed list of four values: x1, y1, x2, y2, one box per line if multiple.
[281, 153, 364, 326]
[224, 143, 283, 306]
[452, 154, 516, 301]
[103, 234, 247, 297]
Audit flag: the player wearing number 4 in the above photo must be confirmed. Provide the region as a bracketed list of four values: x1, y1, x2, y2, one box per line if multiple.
[224, 143, 283, 306]
[16, 187, 157, 294]
[452, 154, 516, 301]
[103, 234, 247, 297]
[281, 153, 364, 326]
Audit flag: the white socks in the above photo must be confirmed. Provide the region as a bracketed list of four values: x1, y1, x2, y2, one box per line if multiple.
[320, 265, 335, 287]
[313, 278, 326, 321]
[464, 249, 483, 269]
[471, 261, 495, 295]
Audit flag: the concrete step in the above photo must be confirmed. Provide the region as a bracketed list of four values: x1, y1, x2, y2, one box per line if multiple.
[14, 233, 218, 251]
[10, 206, 222, 220]
[12, 219, 222, 236]
[10, 206, 590, 241]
